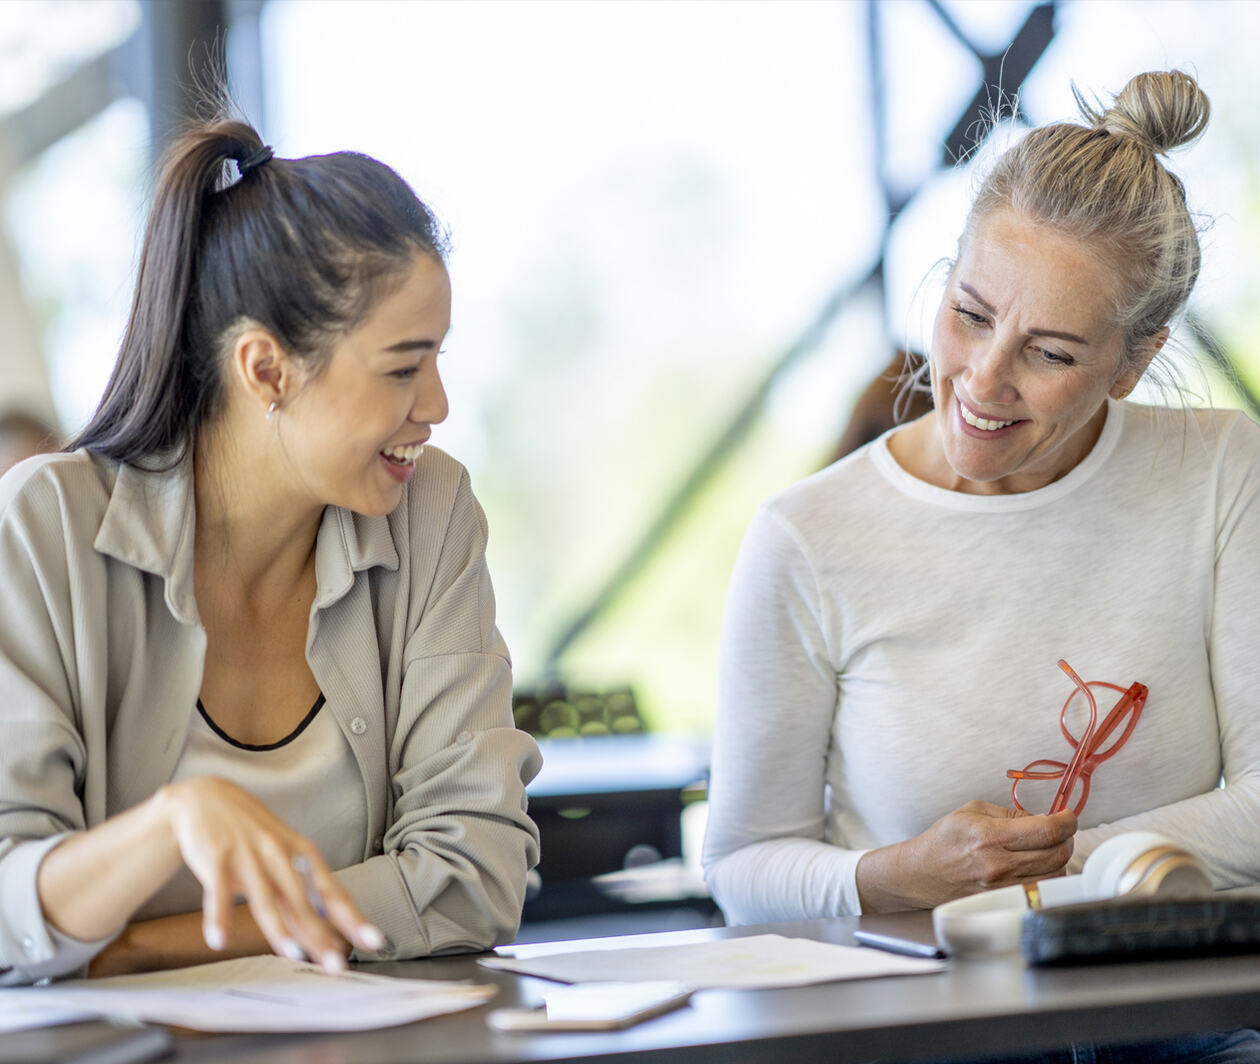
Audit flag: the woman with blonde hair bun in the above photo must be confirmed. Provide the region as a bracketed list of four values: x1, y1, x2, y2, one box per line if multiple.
[706, 69, 1260, 1062]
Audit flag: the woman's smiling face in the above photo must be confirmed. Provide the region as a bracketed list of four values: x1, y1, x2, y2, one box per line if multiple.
[925, 208, 1150, 495]
[280, 252, 452, 517]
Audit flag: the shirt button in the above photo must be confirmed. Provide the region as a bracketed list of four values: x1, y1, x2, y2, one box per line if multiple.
[373, 836, 384, 851]
[457, 730, 473, 744]
[349, 717, 368, 735]
[21, 935, 35, 956]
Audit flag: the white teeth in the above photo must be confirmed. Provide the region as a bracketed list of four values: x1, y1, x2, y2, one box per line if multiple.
[381, 443, 424, 464]
[960, 404, 1015, 432]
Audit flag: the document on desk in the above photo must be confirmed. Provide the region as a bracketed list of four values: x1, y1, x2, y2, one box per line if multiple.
[0, 999, 96, 1033]
[0, 955, 496, 1033]
[481, 933, 944, 989]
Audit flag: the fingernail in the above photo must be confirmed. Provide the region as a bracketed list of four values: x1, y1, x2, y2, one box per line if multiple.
[358, 924, 386, 951]
[280, 939, 306, 962]
[321, 950, 348, 973]
[204, 924, 224, 951]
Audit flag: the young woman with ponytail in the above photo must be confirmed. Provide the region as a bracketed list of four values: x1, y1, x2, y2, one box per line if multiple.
[0, 116, 540, 983]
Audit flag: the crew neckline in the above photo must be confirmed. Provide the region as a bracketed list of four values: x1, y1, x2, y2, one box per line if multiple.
[195, 694, 327, 751]
[869, 397, 1126, 512]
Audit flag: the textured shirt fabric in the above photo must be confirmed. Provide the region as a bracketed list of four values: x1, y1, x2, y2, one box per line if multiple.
[0, 445, 541, 984]
[145, 702, 368, 921]
[703, 399, 1260, 924]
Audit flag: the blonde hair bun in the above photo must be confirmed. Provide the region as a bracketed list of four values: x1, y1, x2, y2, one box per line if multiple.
[1077, 70, 1210, 156]
[966, 67, 1210, 361]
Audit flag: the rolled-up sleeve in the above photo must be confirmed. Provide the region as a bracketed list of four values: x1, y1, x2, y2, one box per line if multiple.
[0, 464, 120, 984]
[0, 836, 118, 985]
[337, 470, 541, 957]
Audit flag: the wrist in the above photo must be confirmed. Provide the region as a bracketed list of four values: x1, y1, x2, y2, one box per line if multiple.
[856, 842, 924, 914]
[145, 783, 190, 869]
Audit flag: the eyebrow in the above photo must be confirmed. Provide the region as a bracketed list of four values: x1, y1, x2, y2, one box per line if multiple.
[381, 339, 440, 354]
[958, 283, 1089, 344]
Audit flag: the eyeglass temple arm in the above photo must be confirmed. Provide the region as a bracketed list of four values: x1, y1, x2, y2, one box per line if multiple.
[1049, 659, 1098, 815]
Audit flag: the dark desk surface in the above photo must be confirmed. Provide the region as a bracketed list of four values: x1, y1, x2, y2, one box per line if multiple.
[161, 912, 1260, 1064]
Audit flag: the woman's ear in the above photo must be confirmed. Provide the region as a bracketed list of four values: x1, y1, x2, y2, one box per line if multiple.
[230, 327, 301, 414]
[1110, 327, 1168, 400]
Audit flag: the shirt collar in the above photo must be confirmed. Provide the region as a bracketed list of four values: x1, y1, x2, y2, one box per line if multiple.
[312, 504, 401, 610]
[94, 450, 401, 624]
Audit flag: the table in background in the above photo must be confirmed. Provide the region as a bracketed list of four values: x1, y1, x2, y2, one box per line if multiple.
[165, 911, 1260, 1064]
[524, 734, 712, 924]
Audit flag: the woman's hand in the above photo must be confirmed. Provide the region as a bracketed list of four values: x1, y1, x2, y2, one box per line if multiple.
[856, 800, 1077, 913]
[151, 777, 385, 970]
[38, 776, 386, 975]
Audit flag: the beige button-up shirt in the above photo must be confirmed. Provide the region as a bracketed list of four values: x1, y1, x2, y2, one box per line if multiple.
[0, 445, 540, 984]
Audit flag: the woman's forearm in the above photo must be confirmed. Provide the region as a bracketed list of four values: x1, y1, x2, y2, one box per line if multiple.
[36, 788, 182, 943]
[86, 906, 274, 978]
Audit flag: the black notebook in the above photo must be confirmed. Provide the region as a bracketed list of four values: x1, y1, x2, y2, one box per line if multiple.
[1022, 895, 1260, 966]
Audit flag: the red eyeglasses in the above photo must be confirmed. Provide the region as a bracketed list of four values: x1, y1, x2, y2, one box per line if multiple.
[1006, 659, 1148, 817]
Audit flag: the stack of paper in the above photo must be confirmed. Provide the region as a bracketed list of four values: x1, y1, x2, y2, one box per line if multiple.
[0, 955, 495, 1033]
[482, 933, 945, 988]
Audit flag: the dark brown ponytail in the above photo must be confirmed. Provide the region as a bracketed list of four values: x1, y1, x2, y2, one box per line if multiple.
[71, 116, 448, 464]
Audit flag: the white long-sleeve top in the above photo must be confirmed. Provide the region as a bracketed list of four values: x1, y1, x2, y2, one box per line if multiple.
[703, 399, 1260, 924]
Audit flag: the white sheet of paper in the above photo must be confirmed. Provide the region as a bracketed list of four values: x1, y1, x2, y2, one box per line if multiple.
[497, 927, 718, 960]
[480, 933, 945, 988]
[0, 999, 96, 1033]
[0, 955, 496, 1033]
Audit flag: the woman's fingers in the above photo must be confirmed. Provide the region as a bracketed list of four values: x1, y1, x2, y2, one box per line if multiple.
[165, 778, 383, 969]
[1007, 841, 1075, 882]
[200, 875, 230, 952]
[234, 853, 310, 963]
[235, 842, 345, 971]
[933, 803, 1078, 892]
[989, 809, 1076, 880]
[269, 892, 348, 973]
[292, 856, 328, 918]
[985, 813, 1076, 884]
[323, 883, 387, 954]
[294, 851, 387, 955]
[264, 850, 350, 972]
[999, 808, 1078, 851]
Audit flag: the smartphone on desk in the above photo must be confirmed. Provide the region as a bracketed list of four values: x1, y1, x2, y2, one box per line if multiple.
[488, 982, 693, 1033]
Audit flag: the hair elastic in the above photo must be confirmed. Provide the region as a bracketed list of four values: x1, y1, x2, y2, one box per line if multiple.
[238, 144, 274, 177]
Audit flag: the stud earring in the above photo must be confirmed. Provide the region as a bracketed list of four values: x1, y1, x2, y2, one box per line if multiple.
[266, 401, 279, 421]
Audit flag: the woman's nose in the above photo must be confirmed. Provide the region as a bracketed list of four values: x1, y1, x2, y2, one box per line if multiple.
[412, 361, 449, 425]
[965, 341, 1018, 405]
